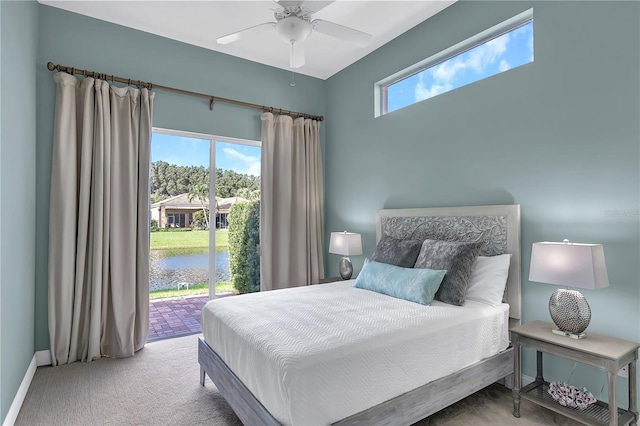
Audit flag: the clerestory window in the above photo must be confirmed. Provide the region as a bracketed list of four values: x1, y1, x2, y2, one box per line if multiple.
[375, 9, 534, 116]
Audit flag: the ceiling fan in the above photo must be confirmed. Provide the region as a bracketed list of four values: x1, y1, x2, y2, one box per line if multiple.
[216, 0, 373, 68]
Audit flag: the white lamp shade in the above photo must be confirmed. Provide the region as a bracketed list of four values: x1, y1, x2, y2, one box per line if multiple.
[276, 17, 312, 44]
[329, 232, 363, 256]
[529, 241, 609, 290]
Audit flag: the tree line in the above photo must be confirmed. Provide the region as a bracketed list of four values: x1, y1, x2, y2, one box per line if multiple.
[150, 160, 260, 204]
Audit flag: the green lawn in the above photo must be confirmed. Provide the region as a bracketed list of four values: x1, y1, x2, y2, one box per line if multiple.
[149, 281, 237, 300]
[150, 229, 228, 251]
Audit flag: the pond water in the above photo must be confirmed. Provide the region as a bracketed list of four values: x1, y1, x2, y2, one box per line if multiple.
[149, 248, 230, 291]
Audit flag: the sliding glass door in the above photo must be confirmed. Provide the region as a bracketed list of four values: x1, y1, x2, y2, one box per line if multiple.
[150, 128, 261, 301]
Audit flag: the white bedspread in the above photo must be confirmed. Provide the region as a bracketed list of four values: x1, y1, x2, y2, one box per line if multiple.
[201, 281, 509, 426]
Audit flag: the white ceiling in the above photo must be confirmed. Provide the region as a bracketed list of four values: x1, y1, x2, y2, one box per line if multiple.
[39, 0, 456, 80]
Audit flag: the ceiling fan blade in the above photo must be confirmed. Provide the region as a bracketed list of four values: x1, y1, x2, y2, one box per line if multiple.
[312, 19, 372, 47]
[290, 42, 305, 68]
[217, 22, 276, 45]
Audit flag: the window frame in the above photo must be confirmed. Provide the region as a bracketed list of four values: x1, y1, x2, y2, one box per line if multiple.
[374, 8, 533, 117]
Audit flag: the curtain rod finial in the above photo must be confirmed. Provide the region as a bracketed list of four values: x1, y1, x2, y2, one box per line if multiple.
[47, 62, 56, 71]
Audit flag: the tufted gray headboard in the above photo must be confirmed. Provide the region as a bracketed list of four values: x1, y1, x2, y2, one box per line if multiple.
[376, 204, 521, 321]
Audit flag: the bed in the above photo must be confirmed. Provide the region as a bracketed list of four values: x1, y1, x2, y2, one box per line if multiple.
[198, 204, 521, 425]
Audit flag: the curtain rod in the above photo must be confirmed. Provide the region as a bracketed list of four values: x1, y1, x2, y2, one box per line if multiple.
[46, 62, 324, 122]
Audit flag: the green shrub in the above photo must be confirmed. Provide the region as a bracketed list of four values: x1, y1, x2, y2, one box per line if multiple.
[193, 209, 209, 229]
[228, 200, 260, 293]
[150, 219, 159, 232]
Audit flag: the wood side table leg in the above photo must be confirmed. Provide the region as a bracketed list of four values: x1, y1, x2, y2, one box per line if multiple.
[200, 365, 206, 386]
[513, 339, 521, 418]
[629, 355, 638, 425]
[608, 370, 618, 426]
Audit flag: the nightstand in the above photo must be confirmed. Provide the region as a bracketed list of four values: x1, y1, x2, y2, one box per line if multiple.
[314, 277, 342, 284]
[511, 320, 639, 426]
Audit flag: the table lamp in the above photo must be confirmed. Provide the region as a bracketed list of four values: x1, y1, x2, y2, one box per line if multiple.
[529, 239, 609, 339]
[329, 231, 362, 280]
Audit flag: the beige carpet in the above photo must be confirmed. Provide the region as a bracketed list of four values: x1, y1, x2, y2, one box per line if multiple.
[16, 334, 581, 425]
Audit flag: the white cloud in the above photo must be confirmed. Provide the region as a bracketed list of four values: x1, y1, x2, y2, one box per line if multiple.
[415, 74, 452, 101]
[413, 32, 512, 103]
[223, 147, 261, 176]
[248, 162, 261, 177]
[467, 33, 509, 74]
[432, 59, 467, 84]
[499, 60, 511, 72]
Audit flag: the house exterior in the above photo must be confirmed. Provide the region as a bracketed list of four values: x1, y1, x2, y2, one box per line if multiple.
[151, 193, 207, 228]
[215, 196, 249, 229]
[150, 193, 247, 229]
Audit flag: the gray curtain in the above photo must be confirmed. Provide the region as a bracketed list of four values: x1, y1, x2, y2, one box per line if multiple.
[260, 113, 324, 290]
[48, 72, 153, 365]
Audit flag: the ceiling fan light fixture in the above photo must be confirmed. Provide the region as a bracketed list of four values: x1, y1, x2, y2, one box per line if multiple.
[276, 17, 312, 44]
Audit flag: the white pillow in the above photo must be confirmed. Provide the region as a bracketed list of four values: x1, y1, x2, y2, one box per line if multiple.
[465, 254, 511, 306]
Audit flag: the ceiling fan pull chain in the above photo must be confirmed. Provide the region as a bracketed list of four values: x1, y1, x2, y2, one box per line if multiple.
[290, 71, 296, 87]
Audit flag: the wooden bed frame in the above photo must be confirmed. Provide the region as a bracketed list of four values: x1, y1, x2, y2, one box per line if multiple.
[199, 204, 521, 425]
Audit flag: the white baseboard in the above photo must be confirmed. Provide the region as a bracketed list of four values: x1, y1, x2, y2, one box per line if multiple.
[523, 374, 534, 386]
[35, 350, 52, 367]
[2, 354, 37, 426]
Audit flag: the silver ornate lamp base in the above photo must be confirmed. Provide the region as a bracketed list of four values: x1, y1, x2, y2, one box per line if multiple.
[549, 288, 591, 339]
[339, 256, 353, 280]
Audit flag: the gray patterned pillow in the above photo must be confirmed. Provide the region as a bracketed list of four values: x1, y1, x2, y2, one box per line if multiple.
[371, 235, 423, 268]
[414, 239, 482, 306]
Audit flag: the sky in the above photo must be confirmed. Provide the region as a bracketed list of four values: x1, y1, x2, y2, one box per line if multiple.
[387, 20, 534, 113]
[151, 133, 261, 176]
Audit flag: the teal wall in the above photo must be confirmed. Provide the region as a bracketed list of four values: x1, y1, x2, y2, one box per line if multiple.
[34, 5, 326, 351]
[0, 0, 38, 422]
[325, 0, 639, 406]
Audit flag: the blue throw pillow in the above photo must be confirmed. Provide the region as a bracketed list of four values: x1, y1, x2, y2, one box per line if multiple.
[354, 259, 447, 305]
